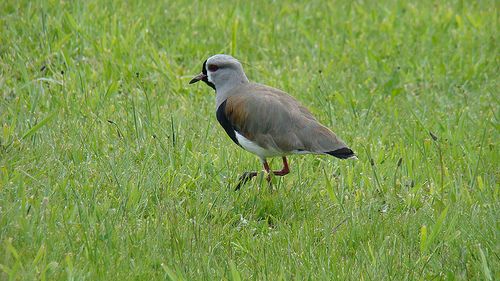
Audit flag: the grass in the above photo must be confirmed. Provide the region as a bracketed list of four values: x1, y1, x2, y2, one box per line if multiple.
[0, 0, 498, 280]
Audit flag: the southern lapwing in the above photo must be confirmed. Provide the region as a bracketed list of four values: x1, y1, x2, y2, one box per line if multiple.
[190, 54, 355, 189]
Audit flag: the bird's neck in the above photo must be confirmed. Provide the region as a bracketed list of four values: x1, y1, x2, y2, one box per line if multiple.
[215, 79, 250, 110]
[217, 78, 248, 93]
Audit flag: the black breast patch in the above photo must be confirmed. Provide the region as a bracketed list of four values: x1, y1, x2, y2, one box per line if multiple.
[216, 100, 240, 146]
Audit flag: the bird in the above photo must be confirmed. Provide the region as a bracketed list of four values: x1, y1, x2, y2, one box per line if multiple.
[189, 54, 355, 189]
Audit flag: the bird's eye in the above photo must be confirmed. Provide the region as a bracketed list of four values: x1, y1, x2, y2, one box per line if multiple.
[207, 64, 219, 72]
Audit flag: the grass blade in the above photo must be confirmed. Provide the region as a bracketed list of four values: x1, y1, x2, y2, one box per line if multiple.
[21, 112, 57, 140]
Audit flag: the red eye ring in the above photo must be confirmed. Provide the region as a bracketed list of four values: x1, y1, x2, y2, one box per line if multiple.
[207, 64, 219, 72]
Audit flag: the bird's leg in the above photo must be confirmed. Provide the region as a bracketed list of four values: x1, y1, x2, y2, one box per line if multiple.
[273, 157, 290, 176]
[235, 157, 290, 190]
[263, 157, 290, 181]
[262, 160, 272, 182]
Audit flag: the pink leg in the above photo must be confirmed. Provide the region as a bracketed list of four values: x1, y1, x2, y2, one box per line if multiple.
[263, 157, 290, 181]
[273, 157, 290, 176]
[262, 160, 272, 182]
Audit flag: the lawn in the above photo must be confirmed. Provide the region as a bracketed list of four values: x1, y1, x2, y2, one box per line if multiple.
[0, 0, 498, 280]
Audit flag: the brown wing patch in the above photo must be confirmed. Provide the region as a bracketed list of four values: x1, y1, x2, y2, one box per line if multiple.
[224, 96, 253, 139]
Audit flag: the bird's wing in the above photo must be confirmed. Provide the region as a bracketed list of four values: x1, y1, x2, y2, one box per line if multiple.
[219, 83, 352, 157]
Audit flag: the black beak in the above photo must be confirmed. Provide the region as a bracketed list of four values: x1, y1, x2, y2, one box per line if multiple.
[189, 73, 207, 84]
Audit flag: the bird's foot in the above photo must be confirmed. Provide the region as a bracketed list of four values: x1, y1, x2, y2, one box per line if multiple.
[234, 171, 258, 190]
[234, 170, 274, 190]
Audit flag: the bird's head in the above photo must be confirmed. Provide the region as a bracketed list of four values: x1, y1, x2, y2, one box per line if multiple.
[189, 54, 249, 92]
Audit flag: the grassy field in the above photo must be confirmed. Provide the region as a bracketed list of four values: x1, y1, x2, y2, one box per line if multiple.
[0, 0, 498, 280]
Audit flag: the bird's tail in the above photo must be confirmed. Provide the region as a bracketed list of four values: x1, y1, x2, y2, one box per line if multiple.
[326, 147, 357, 159]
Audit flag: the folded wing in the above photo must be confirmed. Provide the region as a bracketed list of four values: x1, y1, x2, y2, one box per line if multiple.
[217, 83, 355, 159]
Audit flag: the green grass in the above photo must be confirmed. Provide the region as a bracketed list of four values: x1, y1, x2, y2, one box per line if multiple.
[0, 0, 498, 280]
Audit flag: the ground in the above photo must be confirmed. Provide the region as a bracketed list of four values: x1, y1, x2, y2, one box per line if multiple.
[0, 0, 498, 280]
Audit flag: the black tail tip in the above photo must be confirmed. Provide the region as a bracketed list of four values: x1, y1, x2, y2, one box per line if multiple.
[327, 147, 356, 159]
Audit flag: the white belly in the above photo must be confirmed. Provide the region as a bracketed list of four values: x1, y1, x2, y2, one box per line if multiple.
[235, 132, 284, 159]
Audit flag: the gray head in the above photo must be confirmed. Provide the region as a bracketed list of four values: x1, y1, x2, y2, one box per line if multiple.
[189, 54, 249, 92]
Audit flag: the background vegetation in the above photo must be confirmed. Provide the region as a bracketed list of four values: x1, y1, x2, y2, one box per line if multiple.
[0, 0, 498, 280]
